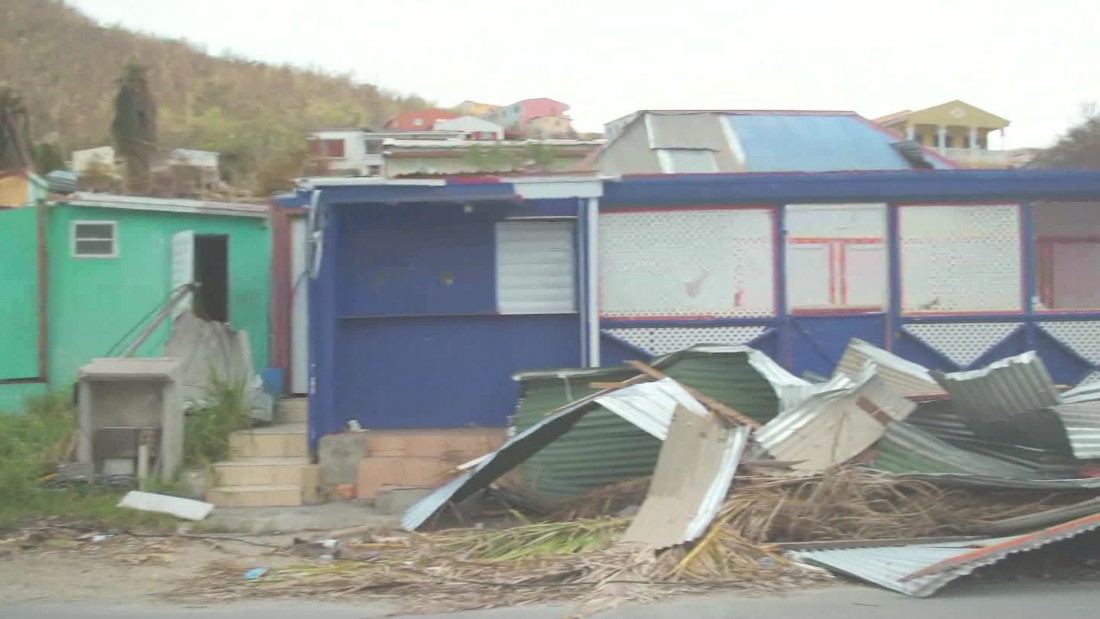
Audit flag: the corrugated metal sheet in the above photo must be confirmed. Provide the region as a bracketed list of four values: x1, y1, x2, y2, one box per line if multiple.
[725, 114, 954, 173]
[905, 400, 980, 441]
[834, 339, 945, 397]
[789, 512, 1100, 597]
[1063, 381, 1100, 403]
[508, 345, 804, 504]
[872, 422, 1034, 478]
[933, 352, 1071, 453]
[621, 409, 749, 548]
[755, 362, 916, 471]
[595, 379, 708, 440]
[894, 473, 1100, 491]
[495, 221, 576, 314]
[648, 113, 727, 151]
[402, 378, 709, 530]
[1053, 400, 1100, 460]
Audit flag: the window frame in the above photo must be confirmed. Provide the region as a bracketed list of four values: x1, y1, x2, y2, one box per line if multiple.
[71, 220, 119, 259]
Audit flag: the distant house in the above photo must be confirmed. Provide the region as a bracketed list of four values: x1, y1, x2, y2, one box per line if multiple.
[599, 109, 955, 175]
[481, 98, 573, 137]
[0, 168, 48, 208]
[874, 100, 1014, 168]
[0, 194, 271, 412]
[527, 115, 576, 139]
[162, 149, 222, 196]
[305, 121, 596, 178]
[456, 101, 501, 117]
[433, 115, 505, 140]
[71, 146, 119, 175]
[382, 109, 460, 131]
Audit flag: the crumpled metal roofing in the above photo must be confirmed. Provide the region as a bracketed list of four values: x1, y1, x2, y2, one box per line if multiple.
[755, 361, 916, 471]
[932, 352, 1071, 454]
[595, 379, 708, 440]
[402, 378, 703, 531]
[872, 421, 1034, 478]
[788, 511, 1100, 598]
[834, 339, 945, 397]
[1052, 400, 1100, 460]
[621, 408, 749, 548]
[1063, 380, 1100, 403]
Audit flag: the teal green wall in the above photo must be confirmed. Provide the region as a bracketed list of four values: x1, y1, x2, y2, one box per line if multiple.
[45, 203, 271, 392]
[0, 207, 45, 412]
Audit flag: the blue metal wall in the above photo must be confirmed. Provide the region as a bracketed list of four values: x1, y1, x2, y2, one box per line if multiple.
[310, 195, 585, 442]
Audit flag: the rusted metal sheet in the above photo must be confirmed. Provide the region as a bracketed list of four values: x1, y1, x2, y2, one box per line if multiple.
[621, 407, 749, 548]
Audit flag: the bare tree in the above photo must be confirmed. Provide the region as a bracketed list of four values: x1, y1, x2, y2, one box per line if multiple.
[0, 84, 33, 171]
[1037, 103, 1100, 169]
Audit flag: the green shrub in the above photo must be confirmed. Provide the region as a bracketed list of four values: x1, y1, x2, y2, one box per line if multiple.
[183, 373, 256, 468]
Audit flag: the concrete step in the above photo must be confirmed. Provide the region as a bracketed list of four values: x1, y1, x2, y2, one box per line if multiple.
[275, 398, 308, 424]
[206, 484, 315, 508]
[213, 458, 315, 487]
[230, 424, 308, 458]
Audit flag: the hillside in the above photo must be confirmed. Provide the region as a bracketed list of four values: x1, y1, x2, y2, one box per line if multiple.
[1, 0, 431, 190]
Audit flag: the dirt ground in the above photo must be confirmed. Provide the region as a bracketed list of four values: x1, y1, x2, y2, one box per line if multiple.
[0, 530, 304, 605]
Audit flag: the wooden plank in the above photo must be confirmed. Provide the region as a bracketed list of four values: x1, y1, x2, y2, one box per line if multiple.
[589, 382, 628, 389]
[626, 360, 761, 428]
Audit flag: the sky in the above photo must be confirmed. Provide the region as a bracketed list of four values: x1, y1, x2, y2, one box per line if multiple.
[67, 0, 1100, 148]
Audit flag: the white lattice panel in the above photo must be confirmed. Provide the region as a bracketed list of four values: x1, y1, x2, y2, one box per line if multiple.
[604, 326, 768, 355]
[1039, 322, 1100, 364]
[1078, 370, 1100, 387]
[904, 322, 1018, 367]
[900, 205, 1021, 312]
[786, 204, 886, 239]
[599, 209, 775, 318]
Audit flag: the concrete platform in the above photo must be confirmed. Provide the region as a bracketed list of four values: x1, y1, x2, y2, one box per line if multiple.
[196, 499, 399, 534]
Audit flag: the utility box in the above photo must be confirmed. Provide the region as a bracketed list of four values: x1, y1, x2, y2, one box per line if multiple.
[77, 358, 184, 480]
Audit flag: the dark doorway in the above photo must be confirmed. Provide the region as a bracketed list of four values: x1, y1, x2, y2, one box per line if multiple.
[193, 235, 229, 323]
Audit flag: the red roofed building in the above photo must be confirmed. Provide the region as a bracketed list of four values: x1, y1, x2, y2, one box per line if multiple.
[382, 109, 460, 131]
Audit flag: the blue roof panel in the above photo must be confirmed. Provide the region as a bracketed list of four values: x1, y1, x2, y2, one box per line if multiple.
[726, 114, 952, 172]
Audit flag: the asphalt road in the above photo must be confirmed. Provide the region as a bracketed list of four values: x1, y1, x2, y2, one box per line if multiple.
[5, 582, 1100, 618]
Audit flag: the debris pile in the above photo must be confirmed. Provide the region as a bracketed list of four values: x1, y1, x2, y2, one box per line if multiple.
[176, 342, 1100, 614]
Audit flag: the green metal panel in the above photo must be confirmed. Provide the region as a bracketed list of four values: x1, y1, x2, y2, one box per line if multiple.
[45, 203, 271, 390]
[0, 208, 41, 381]
[510, 349, 786, 503]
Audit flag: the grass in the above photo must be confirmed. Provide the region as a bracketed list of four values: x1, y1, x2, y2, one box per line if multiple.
[183, 373, 256, 469]
[0, 376, 254, 533]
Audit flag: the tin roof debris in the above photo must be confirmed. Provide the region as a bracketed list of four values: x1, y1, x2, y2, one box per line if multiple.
[789, 512, 1100, 597]
[395, 339, 1100, 606]
[620, 407, 749, 548]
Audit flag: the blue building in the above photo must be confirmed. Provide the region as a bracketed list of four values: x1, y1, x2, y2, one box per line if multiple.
[284, 168, 1100, 447]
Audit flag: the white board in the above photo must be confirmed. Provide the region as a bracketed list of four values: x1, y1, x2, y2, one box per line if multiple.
[170, 230, 195, 319]
[290, 217, 310, 394]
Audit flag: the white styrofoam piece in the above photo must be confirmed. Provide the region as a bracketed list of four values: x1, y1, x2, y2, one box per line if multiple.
[117, 490, 213, 521]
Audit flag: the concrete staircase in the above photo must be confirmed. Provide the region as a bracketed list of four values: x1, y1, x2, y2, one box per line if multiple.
[206, 398, 321, 507]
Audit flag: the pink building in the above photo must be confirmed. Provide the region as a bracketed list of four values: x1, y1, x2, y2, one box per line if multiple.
[482, 98, 571, 136]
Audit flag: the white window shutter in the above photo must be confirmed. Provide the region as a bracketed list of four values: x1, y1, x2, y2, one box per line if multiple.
[496, 221, 577, 314]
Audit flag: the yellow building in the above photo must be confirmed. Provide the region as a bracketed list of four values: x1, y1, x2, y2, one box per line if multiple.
[875, 100, 1013, 168]
[456, 100, 502, 117]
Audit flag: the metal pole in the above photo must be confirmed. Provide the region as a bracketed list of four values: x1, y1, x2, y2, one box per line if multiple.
[121, 283, 196, 357]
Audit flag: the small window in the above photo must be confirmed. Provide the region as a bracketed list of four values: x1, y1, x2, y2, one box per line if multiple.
[72, 221, 117, 258]
[367, 165, 382, 177]
[365, 139, 384, 155]
[413, 118, 424, 126]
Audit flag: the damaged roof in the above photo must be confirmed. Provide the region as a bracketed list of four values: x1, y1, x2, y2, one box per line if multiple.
[932, 352, 1072, 453]
[788, 511, 1100, 598]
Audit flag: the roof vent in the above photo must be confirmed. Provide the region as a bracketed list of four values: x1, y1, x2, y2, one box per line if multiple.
[893, 141, 934, 169]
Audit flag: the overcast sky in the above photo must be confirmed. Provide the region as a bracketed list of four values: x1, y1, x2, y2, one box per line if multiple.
[68, 0, 1099, 148]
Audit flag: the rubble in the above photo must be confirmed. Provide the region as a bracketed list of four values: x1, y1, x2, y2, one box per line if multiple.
[67, 339, 1100, 615]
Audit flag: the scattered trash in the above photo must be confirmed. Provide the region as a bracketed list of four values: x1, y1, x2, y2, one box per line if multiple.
[117, 491, 214, 521]
[91, 534, 109, 543]
[243, 567, 268, 580]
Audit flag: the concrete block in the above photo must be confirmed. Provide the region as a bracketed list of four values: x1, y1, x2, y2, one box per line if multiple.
[356, 456, 455, 500]
[318, 433, 371, 486]
[213, 457, 311, 486]
[375, 487, 433, 516]
[206, 484, 304, 508]
[276, 398, 309, 424]
[363, 429, 505, 461]
[229, 425, 308, 458]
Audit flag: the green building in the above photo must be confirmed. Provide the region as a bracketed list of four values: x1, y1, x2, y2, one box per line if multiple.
[0, 194, 271, 412]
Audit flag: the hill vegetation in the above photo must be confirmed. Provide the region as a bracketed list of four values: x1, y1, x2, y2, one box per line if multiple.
[1, 0, 431, 193]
